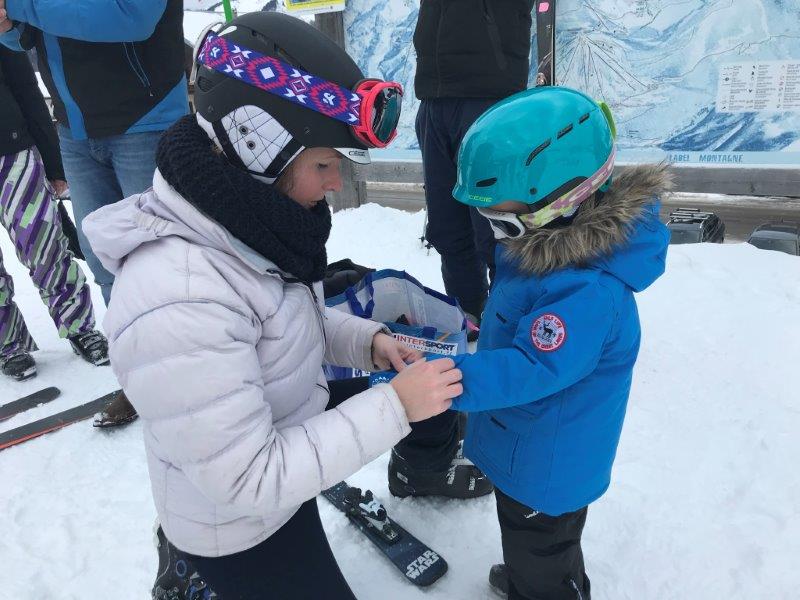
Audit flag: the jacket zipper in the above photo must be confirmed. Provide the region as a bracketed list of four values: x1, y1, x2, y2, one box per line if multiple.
[123, 43, 155, 97]
[304, 282, 327, 347]
[265, 269, 326, 346]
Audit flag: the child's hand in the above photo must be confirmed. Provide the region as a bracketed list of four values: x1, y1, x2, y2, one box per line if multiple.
[0, 1, 10, 34]
[390, 358, 462, 423]
[371, 332, 423, 371]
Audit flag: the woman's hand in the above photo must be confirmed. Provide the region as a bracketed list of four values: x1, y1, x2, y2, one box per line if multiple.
[371, 332, 423, 372]
[390, 358, 462, 422]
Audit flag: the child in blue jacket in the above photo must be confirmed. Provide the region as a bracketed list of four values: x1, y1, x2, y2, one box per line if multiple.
[450, 86, 670, 599]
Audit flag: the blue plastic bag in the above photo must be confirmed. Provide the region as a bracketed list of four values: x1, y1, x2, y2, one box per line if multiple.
[324, 269, 467, 383]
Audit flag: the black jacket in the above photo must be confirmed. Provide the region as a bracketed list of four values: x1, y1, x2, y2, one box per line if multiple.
[2, 0, 187, 140]
[0, 46, 63, 180]
[414, 0, 533, 100]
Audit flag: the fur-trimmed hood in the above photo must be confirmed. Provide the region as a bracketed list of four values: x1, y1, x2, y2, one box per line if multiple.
[503, 163, 672, 291]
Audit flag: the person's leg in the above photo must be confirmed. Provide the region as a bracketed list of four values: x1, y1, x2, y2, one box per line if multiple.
[0, 246, 36, 357]
[178, 499, 356, 600]
[386, 99, 466, 480]
[494, 488, 591, 600]
[418, 98, 489, 318]
[0, 152, 38, 363]
[454, 98, 500, 301]
[470, 204, 497, 288]
[59, 129, 147, 423]
[106, 130, 161, 198]
[57, 126, 122, 306]
[0, 149, 97, 341]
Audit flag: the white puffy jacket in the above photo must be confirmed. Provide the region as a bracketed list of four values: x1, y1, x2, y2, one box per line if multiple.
[83, 171, 411, 556]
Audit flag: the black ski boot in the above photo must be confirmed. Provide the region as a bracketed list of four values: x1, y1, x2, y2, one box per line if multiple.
[1, 351, 37, 381]
[68, 330, 110, 366]
[152, 526, 218, 600]
[489, 563, 509, 597]
[387, 447, 493, 499]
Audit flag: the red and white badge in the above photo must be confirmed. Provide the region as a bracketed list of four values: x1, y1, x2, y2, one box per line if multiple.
[531, 314, 566, 352]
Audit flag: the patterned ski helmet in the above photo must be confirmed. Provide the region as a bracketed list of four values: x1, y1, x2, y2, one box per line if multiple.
[192, 12, 370, 183]
[453, 86, 616, 229]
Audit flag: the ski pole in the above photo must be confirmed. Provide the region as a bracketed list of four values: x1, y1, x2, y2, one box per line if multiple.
[222, 0, 234, 22]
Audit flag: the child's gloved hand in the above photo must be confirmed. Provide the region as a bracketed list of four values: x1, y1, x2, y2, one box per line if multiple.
[371, 332, 423, 372]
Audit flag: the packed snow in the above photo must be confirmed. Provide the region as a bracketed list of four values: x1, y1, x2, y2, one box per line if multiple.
[1, 202, 799, 599]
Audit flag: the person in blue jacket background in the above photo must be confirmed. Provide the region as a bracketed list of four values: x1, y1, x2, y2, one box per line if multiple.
[0, 0, 188, 426]
[450, 86, 670, 599]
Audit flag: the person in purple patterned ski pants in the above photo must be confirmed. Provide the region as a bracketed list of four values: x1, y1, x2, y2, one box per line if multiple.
[0, 148, 107, 379]
[0, 45, 108, 381]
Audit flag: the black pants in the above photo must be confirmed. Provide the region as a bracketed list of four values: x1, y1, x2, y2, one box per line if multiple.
[416, 97, 498, 317]
[188, 499, 355, 600]
[176, 378, 459, 598]
[496, 489, 591, 600]
[330, 376, 459, 472]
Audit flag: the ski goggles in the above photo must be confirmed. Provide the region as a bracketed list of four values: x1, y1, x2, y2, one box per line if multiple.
[196, 31, 403, 149]
[477, 207, 529, 240]
[478, 148, 616, 239]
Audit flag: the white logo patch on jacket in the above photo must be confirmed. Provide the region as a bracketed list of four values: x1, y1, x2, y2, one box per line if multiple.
[531, 313, 566, 352]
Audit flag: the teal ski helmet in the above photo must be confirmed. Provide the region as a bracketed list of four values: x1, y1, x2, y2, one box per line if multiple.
[453, 86, 616, 236]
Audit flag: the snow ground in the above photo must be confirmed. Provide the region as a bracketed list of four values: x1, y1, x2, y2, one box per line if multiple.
[1, 203, 799, 599]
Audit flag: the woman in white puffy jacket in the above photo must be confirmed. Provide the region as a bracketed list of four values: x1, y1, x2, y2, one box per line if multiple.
[82, 12, 463, 600]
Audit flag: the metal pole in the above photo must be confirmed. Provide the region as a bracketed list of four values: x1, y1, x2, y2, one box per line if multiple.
[222, 0, 234, 22]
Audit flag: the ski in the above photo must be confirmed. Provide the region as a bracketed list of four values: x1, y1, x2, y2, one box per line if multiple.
[0, 386, 61, 422]
[321, 481, 448, 587]
[534, 0, 556, 86]
[0, 390, 118, 451]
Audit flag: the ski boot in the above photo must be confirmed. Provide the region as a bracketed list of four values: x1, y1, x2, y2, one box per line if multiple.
[489, 563, 509, 597]
[1, 351, 36, 381]
[387, 446, 493, 499]
[93, 389, 138, 428]
[68, 329, 110, 366]
[152, 526, 218, 600]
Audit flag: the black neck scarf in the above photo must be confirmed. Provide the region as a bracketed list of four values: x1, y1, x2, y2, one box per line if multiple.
[156, 115, 331, 283]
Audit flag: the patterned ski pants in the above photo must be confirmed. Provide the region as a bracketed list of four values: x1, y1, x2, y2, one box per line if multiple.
[0, 148, 95, 358]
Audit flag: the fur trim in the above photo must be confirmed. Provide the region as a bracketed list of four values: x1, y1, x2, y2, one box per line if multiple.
[504, 163, 673, 275]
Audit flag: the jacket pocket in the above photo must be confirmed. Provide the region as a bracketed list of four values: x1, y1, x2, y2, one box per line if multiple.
[474, 411, 522, 476]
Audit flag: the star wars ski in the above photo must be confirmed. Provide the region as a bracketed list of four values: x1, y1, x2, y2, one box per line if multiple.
[0, 390, 118, 451]
[534, 0, 556, 86]
[0, 386, 61, 422]
[321, 481, 448, 587]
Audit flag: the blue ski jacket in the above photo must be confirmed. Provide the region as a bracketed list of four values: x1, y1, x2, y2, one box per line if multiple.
[452, 165, 671, 515]
[0, 0, 187, 140]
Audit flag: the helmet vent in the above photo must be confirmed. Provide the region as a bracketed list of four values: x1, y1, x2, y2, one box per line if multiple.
[274, 45, 304, 71]
[196, 76, 214, 92]
[579, 113, 590, 124]
[525, 139, 551, 166]
[557, 124, 574, 139]
[476, 177, 497, 187]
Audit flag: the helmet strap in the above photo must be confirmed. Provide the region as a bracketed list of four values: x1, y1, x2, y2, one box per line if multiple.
[211, 119, 248, 171]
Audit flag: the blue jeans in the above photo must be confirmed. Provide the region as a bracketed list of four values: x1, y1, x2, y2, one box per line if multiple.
[58, 126, 163, 305]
